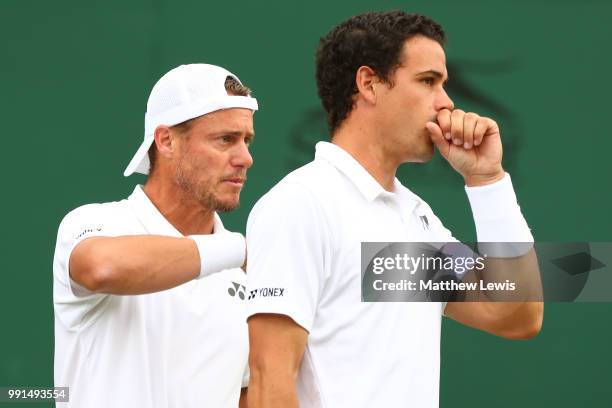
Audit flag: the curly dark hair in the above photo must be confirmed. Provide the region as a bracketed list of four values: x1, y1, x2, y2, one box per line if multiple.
[315, 11, 446, 134]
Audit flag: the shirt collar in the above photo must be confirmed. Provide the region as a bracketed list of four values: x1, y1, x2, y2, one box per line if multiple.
[315, 141, 386, 202]
[314, 142, 420, 211]
[127, 185, 226, 237]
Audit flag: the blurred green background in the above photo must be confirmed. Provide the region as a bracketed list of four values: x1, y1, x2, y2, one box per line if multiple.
[1, 0, 610, 406]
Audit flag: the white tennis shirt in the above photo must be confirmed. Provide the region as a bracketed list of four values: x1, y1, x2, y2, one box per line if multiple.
[246, 141, 532, 408]
[53, 186, 249, 408]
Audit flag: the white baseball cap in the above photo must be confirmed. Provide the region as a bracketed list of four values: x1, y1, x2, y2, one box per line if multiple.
[123, 63, 259, 177]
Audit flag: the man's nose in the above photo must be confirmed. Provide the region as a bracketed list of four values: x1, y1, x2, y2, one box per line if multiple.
[436, 88, 454, 111]
[232, 141, 253, 169]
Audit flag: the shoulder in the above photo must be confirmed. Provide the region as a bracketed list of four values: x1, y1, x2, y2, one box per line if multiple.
[57, 199, 129, 240]
[247, 162, 335, 239]
[251, 160, 341, 213]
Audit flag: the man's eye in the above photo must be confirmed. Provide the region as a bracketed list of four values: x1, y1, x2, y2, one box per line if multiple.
[221, 135, 233, 143]
[422, 78, 434, 86]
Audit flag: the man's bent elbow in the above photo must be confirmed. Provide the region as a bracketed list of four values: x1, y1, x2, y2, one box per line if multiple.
[70, 242, 116, 293]
[507, 320, 542, 340]
[500, 303, 543, 340]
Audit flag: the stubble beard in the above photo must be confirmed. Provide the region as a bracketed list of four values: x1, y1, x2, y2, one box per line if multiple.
[173, 156, 240, 213]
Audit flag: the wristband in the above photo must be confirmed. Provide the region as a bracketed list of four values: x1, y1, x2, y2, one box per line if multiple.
[189, 232, 246, 278]
[465, 173, 534, 257]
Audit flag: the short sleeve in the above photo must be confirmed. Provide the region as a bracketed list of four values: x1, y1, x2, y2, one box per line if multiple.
[245, 182, 329, 333]
[53, 204, 117, 331]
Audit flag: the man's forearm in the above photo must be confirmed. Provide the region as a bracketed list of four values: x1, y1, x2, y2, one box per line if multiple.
[248, 371, 299, 408]
[482, 249, 543, 337]
[449, 248, 543, 338]
[247, 314, 308, 408]
[70, 235, 201, 295]
[460, 247, 542, 302]
[483, 248, 542, 301]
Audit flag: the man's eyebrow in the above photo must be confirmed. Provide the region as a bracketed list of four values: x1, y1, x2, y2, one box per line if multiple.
[417, 70, 449, 84]
[212, 130, 255, 139]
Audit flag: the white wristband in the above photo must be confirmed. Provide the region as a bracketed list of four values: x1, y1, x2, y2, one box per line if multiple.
[465, 173, 534, 257]
[189, 232, 246, 278]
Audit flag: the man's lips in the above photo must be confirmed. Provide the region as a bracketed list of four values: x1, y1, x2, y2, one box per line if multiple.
[222, 177, 246, 186]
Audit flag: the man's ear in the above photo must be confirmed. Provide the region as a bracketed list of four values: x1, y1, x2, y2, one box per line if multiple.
[153, 125, 174, 159]
[355, 66, 380, 105]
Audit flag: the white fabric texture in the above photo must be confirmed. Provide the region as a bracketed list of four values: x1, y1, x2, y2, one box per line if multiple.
[53, 186, 249, 408]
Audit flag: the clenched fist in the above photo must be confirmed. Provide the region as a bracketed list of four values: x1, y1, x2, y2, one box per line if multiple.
[426, 109, 505, 187]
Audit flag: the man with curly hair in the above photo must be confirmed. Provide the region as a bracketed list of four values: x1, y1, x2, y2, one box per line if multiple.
[245, 11, 542, 408]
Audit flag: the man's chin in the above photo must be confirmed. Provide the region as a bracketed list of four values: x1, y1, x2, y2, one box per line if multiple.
[213, 194, 241, 213]
[404, 145, 435, 163]
[215, 201, 240, 213]
[421, 137, 437, 160]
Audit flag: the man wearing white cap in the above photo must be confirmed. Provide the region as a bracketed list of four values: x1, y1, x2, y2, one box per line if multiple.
[53, 64, 257, 407]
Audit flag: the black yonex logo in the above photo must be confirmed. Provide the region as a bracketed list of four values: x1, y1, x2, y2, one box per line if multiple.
[228, 282, 246, 300]
[419, 215, 430, 231]
[248, 287, 285, 300]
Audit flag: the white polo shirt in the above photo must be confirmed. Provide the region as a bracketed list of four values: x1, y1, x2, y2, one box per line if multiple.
[53, 186, 249, 408]
[246, 141, 532, 408]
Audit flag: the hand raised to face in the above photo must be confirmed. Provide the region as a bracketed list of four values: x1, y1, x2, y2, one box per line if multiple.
[426, 109, 506, 187]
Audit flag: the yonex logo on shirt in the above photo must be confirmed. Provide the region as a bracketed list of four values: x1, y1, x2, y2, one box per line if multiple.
[248, 287, 285, 300]
[228, 282, 246, 300]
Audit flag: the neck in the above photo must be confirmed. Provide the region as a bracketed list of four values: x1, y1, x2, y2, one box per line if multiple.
[331, 120, 400, 192]
[143, 174, 215, 236]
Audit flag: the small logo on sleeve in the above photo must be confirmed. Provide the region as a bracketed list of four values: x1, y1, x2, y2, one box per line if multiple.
[419, 215, 430, 231]
[247, 287, 285, 300]
[228, 282, 246, 300]
[74, 226, 103, 241]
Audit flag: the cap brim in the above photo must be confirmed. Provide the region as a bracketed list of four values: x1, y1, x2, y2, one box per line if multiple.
[123, 136, 154, 177]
